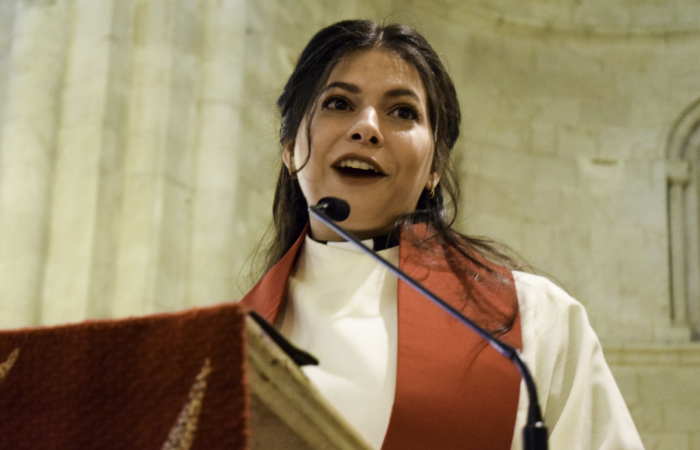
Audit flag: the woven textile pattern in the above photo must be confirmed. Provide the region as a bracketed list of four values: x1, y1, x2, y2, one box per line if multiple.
[0, 303, 248, 450]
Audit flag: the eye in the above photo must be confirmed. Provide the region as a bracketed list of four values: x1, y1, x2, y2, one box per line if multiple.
[391, 105, 421, 121]
[322, 96, 351, 111]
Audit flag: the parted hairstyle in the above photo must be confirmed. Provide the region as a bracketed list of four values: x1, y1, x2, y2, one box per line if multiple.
[255, 20, 523, 333]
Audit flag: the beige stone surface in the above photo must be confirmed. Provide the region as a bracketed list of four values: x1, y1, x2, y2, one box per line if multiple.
[0, 0, 699, 446]
[0, 0, 71, 327]
[608, 344, 700, 449]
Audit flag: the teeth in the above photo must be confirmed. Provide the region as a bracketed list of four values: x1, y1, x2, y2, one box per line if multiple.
[337, 159, 379, 172]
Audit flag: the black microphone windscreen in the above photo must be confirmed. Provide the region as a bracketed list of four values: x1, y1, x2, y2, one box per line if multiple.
[316, 197, 350, 222]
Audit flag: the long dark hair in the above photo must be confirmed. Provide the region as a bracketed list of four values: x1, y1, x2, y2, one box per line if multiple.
[255, 20, 524, 333]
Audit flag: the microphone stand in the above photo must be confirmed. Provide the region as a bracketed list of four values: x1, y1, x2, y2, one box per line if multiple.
[309, 204, 548, 450]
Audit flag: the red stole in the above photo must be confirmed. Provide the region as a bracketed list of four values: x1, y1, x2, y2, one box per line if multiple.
[239, 226, 522, 450]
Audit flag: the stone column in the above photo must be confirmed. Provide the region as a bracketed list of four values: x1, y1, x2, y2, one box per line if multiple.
[39, 0, 134, 325]
[187, 0, 247, 307]
[667, 159, 690, 324]
[0, 0, 71, 328]
[111, 0, 202, 317]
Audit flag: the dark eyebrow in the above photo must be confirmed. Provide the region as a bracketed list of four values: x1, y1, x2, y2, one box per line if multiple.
[322, 83, 422, 104]
[322, 81, 360, 93]
[385, 88, 421, 102]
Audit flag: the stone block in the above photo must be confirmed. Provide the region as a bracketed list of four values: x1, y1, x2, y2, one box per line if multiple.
[589, 224, 666, 308]
[654, 323, 693, 343]
[60, 81, 108, 127]
[573, 1, 630, 29]
[612, 319, 655, 343]
[617, 231, 667, 299]
[163, 110, 196, 185]
[600, 126, 661, 160]
[72, 0, 114, 41]
[608, 365, 639, 406]
[521, 187, 564, 222]
[468, 145, 576, 190]
[464, 170, 566, 226]
[533, 155, 579, 189]
[535, 42, 604, 80]
[608, 185, 666, 227]
[670, 73, 700, 105]
[691, 431, 700, 450]
[557, 125, 598, 158]
[610, 189, 666, 230]
[123, 131, 164, 175]
[637, 368, 700, 406]
[0, 5, 14, 55]
[194, 104, 242, 189]
[629, 4, 675, 28]
[465, 109, 528, 152]
[461, 175, 517, 220]
[464, 212, 523, 252]
[580, 97, 632, 127]
[533, 97, 581, 126]
[630, 92, 681, 126]
[153, 179, 192, 311]
[466, 0, 531, 19]
[530, 120, 557, 156]
[675, 3, 700, 28]
[67, 35, 114, 80]
[500, 37, 536, 74]
[521, 221, 557, 271]
[559, 186, 606, 228]
[529, 2, 573, 27]
[189, 189, 240, 301]
[544, 221, 593, 269]
[629, 403, 665, 432]
[617, 287, 659, 328]
[664, 405, 700, 431]
[576, 157, 625, 197]
[640, 431, 690, 450]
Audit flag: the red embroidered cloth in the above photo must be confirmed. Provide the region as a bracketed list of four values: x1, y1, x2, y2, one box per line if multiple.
[0, 303, 248, 450]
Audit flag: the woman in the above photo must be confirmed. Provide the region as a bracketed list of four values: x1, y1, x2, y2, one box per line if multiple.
[240, 20, 643, 450]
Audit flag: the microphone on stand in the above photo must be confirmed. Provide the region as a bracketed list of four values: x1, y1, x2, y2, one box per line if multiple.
[309, 197, 548, 450]
[311, 196, 350, 221]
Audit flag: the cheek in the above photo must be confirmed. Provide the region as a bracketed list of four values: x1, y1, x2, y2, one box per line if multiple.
[296, 118, 330, 169]
[400, 131, 434, 174]
[292, 127, 309, 164]
[293, 142, 307, 169]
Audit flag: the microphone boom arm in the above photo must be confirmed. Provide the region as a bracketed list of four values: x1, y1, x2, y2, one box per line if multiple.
[309, 203, 548, 450]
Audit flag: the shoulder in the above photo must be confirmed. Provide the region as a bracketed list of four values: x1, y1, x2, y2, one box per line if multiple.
[510, 271, 599, 421]
[512, 271, 579, 310]
[510, 272, 645, 449]
[511, 271, 597, 375]
[512, 271, 591, 341]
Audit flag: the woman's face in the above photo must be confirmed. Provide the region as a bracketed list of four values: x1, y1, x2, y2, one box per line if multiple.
[284, 49, 438, 241]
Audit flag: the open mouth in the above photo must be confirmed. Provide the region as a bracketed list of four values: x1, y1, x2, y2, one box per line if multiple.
[333, 158, 386, 178]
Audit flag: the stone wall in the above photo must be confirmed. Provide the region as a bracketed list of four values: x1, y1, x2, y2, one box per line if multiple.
[608, 345, 700, 450]
[0, 0, 698, 447]
[412, 5, 697, 344]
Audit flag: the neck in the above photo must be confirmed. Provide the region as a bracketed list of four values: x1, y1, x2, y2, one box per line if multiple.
[308, 216, 393, 242]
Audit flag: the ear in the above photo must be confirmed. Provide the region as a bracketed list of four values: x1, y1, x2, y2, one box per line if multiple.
[425, 171, 441, 191]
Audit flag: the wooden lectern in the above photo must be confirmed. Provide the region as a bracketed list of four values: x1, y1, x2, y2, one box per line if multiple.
[0, 302, 374, 450]
[246, 313, 375, 450]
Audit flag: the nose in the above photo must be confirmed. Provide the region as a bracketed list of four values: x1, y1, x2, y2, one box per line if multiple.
[348, 107, 383, 146]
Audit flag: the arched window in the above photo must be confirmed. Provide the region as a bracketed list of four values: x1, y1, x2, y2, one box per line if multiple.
[667, 98, 700, 339]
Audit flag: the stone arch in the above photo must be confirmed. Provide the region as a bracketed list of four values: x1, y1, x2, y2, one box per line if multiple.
[667, 97, 700, 338]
